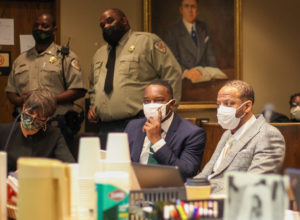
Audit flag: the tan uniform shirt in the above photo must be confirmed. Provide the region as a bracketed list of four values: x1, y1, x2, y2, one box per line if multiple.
[6, 43, 85, 115]
[89, 30, 182, 121]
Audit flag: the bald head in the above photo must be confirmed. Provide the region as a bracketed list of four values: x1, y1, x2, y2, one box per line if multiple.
[36, 13, 56, 27]
[99, 8, 130, 45]
[110, 8, 127, 19]
[100, 8, 130, 30]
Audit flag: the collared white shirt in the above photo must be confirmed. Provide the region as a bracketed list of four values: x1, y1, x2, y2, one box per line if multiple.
[208, 115, 256, 179]
[182, 19, 196, 35]
[139, 113, 174, 164]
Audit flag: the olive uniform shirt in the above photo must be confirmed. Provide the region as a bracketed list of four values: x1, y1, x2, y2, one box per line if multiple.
[89, 30, 182, 122]
[6, 42, 86, 115]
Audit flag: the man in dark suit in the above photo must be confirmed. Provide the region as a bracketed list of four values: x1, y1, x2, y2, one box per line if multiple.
[125, 80, 205, 179]
[164, 0, 227, 83]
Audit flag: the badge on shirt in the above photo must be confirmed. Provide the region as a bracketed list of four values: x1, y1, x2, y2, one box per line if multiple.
[71, 59, 81, 70]
[154, 40, 166, 54]
[128, 45, 135, 52]
[49, 56, 57, 64]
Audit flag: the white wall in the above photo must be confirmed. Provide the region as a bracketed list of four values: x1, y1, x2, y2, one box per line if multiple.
[242, 0, 300, 116]
[60, 0, 143, 89]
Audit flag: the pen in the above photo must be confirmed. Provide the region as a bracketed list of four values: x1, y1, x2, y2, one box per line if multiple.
[204, 200, 208, 217]
[208, 200, 213, 217]
[176, 204, 187, 219]
[213, 201, 218, 218]
[164, 205, 170, 220]
[192, 206, 199, 219]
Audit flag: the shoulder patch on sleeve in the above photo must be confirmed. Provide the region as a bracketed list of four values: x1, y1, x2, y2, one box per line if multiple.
[154, 40, 166, 54]
[71, 59, 81, 70]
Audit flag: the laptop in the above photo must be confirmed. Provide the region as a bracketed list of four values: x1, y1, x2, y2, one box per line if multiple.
[285, 168, 300, 210]
[132, 163, 184, 188]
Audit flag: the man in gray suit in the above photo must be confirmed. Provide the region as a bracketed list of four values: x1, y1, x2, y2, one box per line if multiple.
[164, 0, 227, 83]
[195, 80, 285, 194]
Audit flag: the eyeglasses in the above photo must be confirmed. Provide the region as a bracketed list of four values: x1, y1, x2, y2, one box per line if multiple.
[21, 112, 48, 129]
[291, 102, 300, 107]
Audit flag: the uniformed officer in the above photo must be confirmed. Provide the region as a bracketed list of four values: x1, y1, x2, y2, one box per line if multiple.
[88, 8, 182, 148]
[6, 13, 86, 157]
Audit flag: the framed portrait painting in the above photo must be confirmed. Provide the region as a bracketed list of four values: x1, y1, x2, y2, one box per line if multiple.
[143, 0, 242, 109]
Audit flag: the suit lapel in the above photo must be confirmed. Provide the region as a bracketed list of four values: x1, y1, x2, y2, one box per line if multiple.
[211, 115, 266, 177]
[165, 113, 180, 146]
[201, 131, 231, 176]
[177, 21, 198, 57]
[195, 21, 207, 64]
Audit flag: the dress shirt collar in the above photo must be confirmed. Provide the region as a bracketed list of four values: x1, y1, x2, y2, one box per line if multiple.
[232, 115, 256, 141]
[161, 112, 174, 133]
[182, 19, 196, 34]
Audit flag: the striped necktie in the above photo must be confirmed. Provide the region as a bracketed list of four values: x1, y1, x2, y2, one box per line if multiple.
[222, 136, 235, 161]
[146, 129, 166, 165]
[191, 26, 197, 46]
[212, 136, 235, 173]
[147, 143, 158, 165]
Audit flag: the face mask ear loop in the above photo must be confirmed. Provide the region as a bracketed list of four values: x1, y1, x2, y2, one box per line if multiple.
[164, 99, 175, 116]
[236, 101, 248, 111]
[236, 101, 248, 119]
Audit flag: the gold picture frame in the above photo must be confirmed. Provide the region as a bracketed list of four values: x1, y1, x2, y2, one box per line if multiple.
[0, 51, 11, 76]
[143, 0, 242, 111]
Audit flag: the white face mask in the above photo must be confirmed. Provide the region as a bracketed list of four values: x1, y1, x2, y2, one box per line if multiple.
[143, 99, 173, 120]
[290, 106, 300, 120]
[217, 102, 247, 130]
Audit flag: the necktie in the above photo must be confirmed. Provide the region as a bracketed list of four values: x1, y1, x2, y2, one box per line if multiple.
[104, 45, 116, 94]
[147, 143, 158, 165]
[212, 136, 235, 173]
[191, 26, 197, 46]
[222, 136, 235, 161]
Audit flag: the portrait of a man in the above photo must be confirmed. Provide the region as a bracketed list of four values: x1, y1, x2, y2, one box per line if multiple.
[164, 0, 227, 84]
[146, 0, 240, 103]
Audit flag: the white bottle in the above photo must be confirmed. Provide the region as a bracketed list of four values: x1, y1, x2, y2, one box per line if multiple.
[95, 171, 129, 220]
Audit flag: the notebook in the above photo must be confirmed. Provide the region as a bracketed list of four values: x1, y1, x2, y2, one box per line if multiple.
[132, 163, 184, 188]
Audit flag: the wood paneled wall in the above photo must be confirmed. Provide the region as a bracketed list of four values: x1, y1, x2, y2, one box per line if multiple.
[0, 0, 59, 123]
[200, 122, 300, 173]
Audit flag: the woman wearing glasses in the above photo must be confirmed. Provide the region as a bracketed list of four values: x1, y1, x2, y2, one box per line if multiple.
[0, 88, 75, 173]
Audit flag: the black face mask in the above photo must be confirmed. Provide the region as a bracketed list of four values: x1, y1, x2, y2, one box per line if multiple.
[102, 25, 126, 46]
[32, 29, 54, 45]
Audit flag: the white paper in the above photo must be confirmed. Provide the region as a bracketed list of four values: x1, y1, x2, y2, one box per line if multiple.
[19, 35, 35, 53]
[0, 19, 14, 45]
[224, 172, 290, 220]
